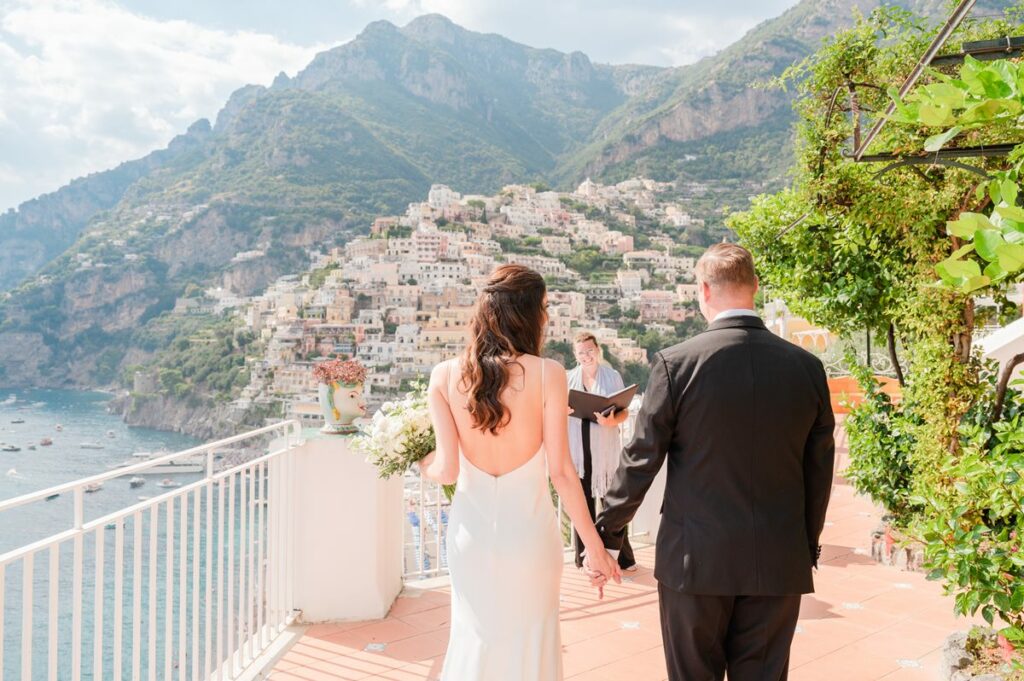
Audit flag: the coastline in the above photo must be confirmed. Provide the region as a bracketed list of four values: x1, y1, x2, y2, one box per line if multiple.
[106, 390, 258, 441]
[1, 382, 258, 441]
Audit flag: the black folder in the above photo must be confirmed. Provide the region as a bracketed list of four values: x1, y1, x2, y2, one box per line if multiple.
[568, 384, 638, 422]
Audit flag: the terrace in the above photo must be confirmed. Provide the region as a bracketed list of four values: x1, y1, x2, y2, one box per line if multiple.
[0, 419, 981, 681]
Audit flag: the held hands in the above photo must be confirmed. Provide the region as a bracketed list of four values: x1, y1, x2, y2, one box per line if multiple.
[582, 548, 621, 599]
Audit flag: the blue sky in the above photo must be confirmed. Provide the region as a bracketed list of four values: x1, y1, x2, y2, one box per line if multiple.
[0, 0, 799, 212]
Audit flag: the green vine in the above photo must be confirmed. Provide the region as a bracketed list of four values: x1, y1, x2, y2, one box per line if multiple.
[729, 3, 1024, 650]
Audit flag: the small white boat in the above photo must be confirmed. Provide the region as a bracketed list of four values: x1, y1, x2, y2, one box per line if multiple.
[129, 476, 145, 488]
[5, 468, 19, 478]
[106, 430, 115, 438]
[143, 462, 203, 474]
[157, 478, 181, 489]
[40, 438, 53, 446]
[137, 495, 151, 501]
[80, 442, 105, 450]
[1, 444, 20, 452]
[11, 418, 24, 424]
[55, 424, 63, 431]
[84, 482, 103, 493]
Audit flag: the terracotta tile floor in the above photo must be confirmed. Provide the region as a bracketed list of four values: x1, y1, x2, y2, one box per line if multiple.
[266, 428, 981, 680]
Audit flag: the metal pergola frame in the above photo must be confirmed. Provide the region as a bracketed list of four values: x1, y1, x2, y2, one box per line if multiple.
[849, 0, 1024, 169]
[780, 0, 1023, 233]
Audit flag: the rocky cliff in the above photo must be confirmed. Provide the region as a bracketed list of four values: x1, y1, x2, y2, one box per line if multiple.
[107, 391, 251, 441]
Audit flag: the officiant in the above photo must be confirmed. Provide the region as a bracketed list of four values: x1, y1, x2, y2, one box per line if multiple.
[566, 331, 636, 571]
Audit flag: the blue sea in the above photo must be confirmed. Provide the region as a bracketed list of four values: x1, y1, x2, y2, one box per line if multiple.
[0, 388, 219, 680]
[0, 388, 200, 553]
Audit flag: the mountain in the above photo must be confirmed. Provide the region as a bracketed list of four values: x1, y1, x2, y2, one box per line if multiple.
[0, 120, 214, 292]
[0, 0, 1016, 390]
[559, 0, 1015, 189]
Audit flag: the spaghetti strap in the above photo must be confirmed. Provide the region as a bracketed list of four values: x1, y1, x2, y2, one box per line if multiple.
[540, 357, 546, 408]
[446, 357, 457, 405]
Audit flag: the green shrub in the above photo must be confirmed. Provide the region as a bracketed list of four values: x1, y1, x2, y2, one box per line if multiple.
[918, 414, 1024, 647]
[915, 370, 1024, 650]
[844, 361, 921, 526]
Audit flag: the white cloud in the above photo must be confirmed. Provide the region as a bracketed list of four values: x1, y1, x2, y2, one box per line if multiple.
[346, 0, 798, 66]
[0, 0, 331, 211]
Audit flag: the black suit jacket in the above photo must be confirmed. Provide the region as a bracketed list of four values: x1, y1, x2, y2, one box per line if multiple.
[596, 315, 835, 596]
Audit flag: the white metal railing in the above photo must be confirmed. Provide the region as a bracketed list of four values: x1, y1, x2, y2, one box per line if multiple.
[402, 397, 643, 579]
[0, 420, 303, 681]
[402, 474, 449, 580]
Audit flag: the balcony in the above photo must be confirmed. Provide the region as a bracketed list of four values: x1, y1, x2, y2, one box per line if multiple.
[0, 421, 983, 681]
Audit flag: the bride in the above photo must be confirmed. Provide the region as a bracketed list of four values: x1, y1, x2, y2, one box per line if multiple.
[419, 264, 621, 681]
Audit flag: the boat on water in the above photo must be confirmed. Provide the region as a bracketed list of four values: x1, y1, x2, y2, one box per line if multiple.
[106, 430, 116, 438]
[45, 493, 60, 501]
[80, 442, 105, 450]
[113, 452, 203, 474]
[137, 495, 151, 501]
[148, 461, 203, 473]
[11, 418, 24, 424]
[157, 478, 181, 488]
[1, 444, 20, 452]
[27, 445, 36, 451]
[40, 438, 53, 446]
[84, 482, 103, 493]
[129, 476, 145, 488]
[55, 424, 63, 431]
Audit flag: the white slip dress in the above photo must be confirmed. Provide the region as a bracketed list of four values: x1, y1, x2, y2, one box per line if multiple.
[440, 359, 564, 681]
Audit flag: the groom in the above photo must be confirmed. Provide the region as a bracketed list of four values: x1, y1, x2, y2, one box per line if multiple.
[592, 243, 835, 681]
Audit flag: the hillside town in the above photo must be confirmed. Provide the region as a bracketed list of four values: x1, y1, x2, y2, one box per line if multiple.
[154, 178, 714, 423]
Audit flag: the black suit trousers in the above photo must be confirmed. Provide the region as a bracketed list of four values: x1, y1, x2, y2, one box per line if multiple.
[658, 583, 801, 681]
[573, 421, 635, 569]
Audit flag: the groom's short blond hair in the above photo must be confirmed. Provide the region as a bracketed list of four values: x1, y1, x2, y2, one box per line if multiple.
[695, 243, 757, 290]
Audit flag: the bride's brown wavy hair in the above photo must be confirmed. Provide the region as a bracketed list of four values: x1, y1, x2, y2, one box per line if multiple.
[461, 264, 547, 435]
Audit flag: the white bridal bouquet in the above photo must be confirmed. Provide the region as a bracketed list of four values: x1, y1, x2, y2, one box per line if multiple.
[352, 383, 456, 500]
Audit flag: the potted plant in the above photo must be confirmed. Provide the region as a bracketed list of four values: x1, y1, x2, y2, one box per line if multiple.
[313, 359, 367, 434]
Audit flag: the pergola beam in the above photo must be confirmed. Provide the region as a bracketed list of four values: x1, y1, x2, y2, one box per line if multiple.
[856, 143, 1018, 163]
[929, 36, 1024, 67]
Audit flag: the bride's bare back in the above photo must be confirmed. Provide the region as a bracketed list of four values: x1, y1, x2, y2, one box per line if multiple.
[439, 354, 548, 477]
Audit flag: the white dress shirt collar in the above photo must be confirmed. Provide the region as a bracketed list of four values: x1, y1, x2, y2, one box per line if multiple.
[712, 308, 760, 323]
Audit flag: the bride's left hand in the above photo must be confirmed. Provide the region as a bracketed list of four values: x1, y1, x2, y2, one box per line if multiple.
[583, 549, 621, 599]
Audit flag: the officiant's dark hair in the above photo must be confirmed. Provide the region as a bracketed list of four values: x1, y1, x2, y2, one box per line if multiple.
[462, 264, 547, 435]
